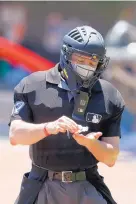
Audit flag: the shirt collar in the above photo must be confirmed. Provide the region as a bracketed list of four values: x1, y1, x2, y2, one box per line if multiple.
[46, 63, 61, 85]
[58, 76, 74, 102]
[45, 63, 102, 93]
[58, 76, 70, 91]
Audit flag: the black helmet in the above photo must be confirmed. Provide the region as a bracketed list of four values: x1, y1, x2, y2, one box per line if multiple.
[60, 25, 110, 92]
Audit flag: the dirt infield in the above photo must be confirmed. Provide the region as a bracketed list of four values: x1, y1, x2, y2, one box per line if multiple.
[1, 139, 136, 204]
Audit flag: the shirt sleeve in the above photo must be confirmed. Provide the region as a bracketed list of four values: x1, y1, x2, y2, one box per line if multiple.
[9, 78, 33, 125]
[101, 107, 124, 138]
[101, 90, 125, 138]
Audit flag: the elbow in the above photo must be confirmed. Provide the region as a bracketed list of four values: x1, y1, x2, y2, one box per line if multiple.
[10, 137, 17, 146]
[105, 149, 119, 167]
[104, 159, 116, 167]
[9, 120, 21, 145]
[106, 161, 116, 167]
[9, 128, 18, 146]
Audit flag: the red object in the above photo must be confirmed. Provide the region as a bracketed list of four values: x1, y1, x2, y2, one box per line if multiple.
[0, 37, 55, 72]
[43, 123, 50, 137]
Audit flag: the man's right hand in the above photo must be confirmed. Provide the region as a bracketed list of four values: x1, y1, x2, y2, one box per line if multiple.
[45, 116, 79, 135]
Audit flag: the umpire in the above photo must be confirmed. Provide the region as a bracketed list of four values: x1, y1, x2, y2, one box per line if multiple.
[9, 26, 125, 204]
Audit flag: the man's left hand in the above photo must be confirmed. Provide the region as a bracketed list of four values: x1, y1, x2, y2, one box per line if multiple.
[72, 132, 103, 147]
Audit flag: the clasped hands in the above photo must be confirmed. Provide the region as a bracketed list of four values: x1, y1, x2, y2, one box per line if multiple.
[45, 116, 102, 147]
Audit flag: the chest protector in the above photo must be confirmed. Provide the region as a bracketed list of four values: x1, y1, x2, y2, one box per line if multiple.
[28, 71, 98, 171]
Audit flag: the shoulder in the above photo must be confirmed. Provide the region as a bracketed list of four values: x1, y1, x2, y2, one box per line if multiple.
[98, 79, 125, 109]
[14, 71, 47, 94]
[14, 64, 60, 94]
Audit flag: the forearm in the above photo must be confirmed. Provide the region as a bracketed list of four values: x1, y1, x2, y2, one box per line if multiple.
[9, 120, 46, 145]
[86, 139, 119, 167]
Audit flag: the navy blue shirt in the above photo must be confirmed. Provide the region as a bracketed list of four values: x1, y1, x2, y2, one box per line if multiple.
[9, 63, 122, 203]
[10, 64, 125, 139]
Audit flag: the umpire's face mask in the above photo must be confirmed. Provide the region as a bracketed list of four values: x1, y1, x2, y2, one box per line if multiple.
[70, 52, 99, 81]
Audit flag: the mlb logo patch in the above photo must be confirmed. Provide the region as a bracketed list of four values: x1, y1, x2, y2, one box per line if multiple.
[86, 113, 102, 124]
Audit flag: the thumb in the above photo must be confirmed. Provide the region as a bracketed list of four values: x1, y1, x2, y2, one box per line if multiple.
[93, 132, 103, 139]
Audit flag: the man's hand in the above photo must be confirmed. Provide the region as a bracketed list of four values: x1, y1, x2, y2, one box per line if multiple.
[45, 116, 80, 135]
[72, 132, 103, 147]
[72, 132, 120, 167]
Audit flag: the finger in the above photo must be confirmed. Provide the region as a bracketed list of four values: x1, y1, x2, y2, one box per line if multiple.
[74, 130, 83, 134]
[64, 120, 79, 132]
[55, 124, 65, 133]
[58, 117, 74, 129]
[90, 132, 102, 139]
[58, 122, 76, 133]
[58, 122, 67, 130]
[62, 116, 79, 129]
[73, 133, 84, 137]
[58, 118, 64, 122]
[59, 116, 79, 132]
[58, 127, 66, 133]
[94, 132, 102, 139]
[72, 134, 85, 142]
